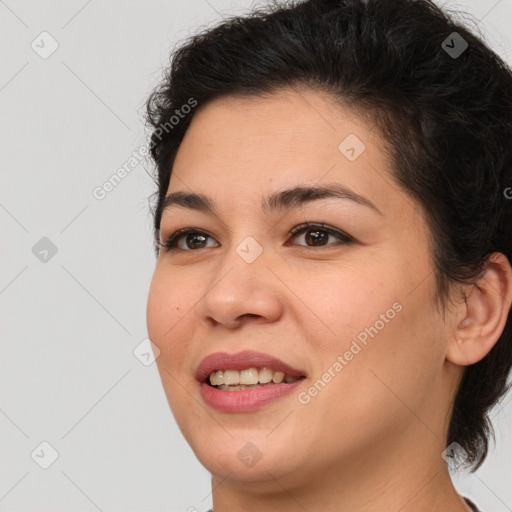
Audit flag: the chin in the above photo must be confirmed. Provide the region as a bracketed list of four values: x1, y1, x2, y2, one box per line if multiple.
[186, 426, 303, 483]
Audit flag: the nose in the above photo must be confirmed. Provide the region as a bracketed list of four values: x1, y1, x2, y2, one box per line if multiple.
[198, 243, 284, 329]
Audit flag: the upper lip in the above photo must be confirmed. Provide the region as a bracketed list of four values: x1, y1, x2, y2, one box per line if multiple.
[196, 350, 307, 383]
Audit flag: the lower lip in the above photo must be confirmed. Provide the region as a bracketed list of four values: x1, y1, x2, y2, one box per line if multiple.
[199, 380, 304, 412]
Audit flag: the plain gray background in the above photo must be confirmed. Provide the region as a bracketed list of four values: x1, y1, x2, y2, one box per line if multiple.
[1, 1, 511, 511]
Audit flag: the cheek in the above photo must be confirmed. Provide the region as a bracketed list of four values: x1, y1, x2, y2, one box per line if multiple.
[289, 264, 394, 356]
[146, 266, 192, 365]
[146, 268, 203, 424]
[294, 263, 441, 406]
[333, 286, 441, 424]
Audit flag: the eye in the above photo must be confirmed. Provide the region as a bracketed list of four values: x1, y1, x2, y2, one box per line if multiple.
[287, 222, 354, 248]
[158, 222, 354, 253]
[159, 228, 218, 252]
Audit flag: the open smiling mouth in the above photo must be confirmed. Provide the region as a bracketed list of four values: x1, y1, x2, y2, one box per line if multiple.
[196, 351, 307, 411]
[206, 367, 305, 391]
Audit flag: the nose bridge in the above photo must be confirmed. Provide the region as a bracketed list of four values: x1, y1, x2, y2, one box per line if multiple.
[199, 232, 281, 326]
[209, 232, 268, 299]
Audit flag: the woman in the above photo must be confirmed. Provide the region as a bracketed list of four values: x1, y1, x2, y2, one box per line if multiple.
[145, 0, 512, 510]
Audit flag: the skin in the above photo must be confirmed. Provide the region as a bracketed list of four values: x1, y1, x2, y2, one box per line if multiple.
[146, 86, 512, 512]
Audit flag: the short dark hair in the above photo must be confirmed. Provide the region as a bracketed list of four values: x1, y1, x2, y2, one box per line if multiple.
[145, 0, 512, 471]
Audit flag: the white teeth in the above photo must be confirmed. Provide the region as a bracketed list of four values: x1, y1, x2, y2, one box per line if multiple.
[258, 367, 273, 384]
[239, 368, 259, 385]
[272, 371, 285, 384]
[209, 370, 224, 386]
[223, 370, 240, 385]
[208, 367, 301, 387]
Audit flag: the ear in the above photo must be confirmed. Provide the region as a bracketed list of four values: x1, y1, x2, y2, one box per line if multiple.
[446, 252, 512, 366]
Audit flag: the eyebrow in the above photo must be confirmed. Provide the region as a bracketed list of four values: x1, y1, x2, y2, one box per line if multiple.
[161, 183, 382, 217]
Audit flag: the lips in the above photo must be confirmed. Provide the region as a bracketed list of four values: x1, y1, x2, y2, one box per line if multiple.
[195, 350, 307, 412]
[196, 350, 307, 383]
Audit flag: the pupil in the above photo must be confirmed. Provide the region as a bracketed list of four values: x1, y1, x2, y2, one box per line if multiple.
[306, 230, 327, 246]
[187, 233, 207, 249]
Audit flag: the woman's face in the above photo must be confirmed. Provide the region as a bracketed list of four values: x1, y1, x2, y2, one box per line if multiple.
[146, 87, 459, 489]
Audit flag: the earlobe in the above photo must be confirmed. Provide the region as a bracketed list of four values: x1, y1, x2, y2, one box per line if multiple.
[446, 252, 512, 367]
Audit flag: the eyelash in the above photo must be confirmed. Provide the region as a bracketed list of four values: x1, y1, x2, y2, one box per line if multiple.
[158, 222, 355, 253]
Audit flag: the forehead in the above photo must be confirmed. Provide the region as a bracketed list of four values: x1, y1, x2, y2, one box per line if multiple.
[173, 88, 381, 175]
[166, 87, 414, 224]
[179, 87, 372, 149]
